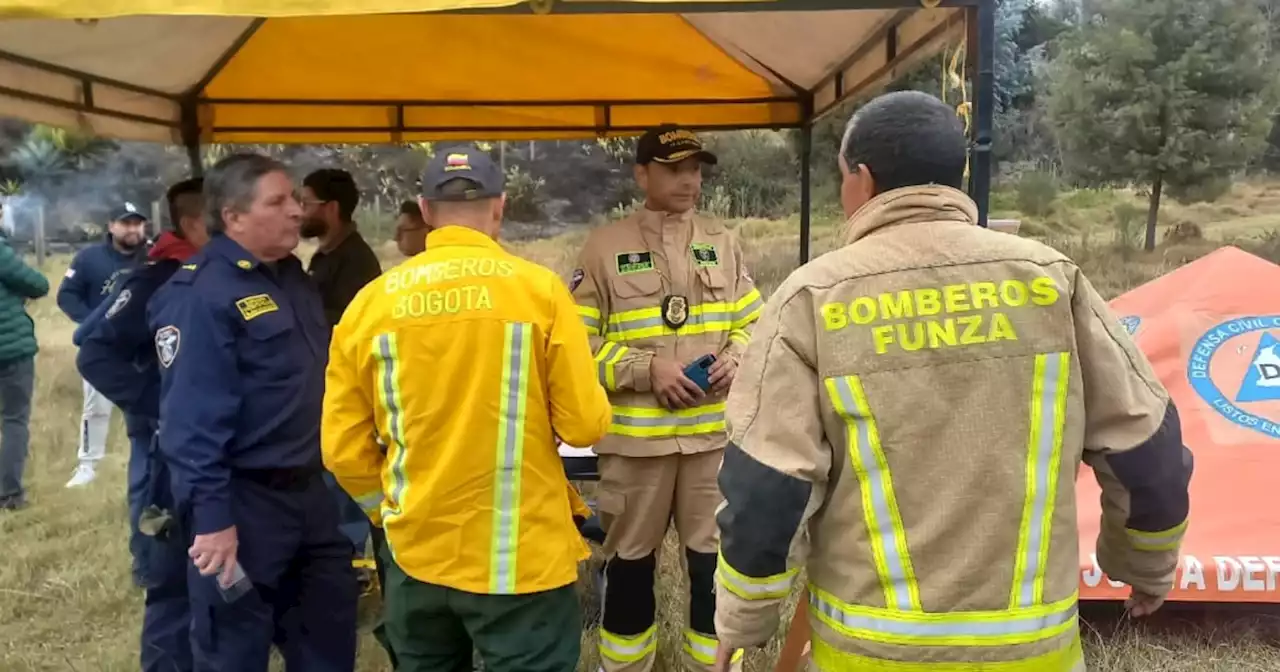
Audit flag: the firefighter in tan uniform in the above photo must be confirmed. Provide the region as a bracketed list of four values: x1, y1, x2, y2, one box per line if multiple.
[572, 125, 763, 672]
[710, 91, 1194, 671]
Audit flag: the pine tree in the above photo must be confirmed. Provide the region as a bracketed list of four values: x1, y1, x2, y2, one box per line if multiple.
[1045, 0, 1277, 250]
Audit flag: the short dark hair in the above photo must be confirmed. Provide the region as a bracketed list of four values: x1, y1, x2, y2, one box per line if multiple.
[303, 169, 360, 223]
[841, 91, 967, 194]
[165, 177, 204, 239]
[204, 153, 289, 235]
[399, 200, 423, 219]
[425, 178, 498, 219]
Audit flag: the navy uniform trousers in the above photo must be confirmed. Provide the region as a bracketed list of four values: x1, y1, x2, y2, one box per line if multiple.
[186, 469, 358, 671]
[127, 426, 192, 672]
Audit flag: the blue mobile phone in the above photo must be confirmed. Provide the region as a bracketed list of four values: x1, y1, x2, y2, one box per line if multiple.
[683, 354, 717, 392]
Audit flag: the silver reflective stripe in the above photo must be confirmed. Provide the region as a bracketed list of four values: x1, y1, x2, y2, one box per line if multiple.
[490, 322, 531, 595]
[599, 627, 657, 661]
[375, 333, 407, 520]
[607, 306, 733, 335]
[612, 408, 724, 428]
[830, 376, 914, 611]
[809, 592, 1078, 638]
[716, 564, 795, 599]
[1013, 352, 1068, 607]
[355, 491, 384, 511]
[734, 295, 763, 323]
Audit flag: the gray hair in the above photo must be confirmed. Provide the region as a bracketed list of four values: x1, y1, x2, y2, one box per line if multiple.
[839, 90, 967, 194]
[203, 153, 289, 234]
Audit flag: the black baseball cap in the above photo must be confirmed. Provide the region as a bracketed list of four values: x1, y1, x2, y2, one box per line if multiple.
[635, 124, 718, 166]
[110, 202, 148, 223]
[420, 145, 505, 201]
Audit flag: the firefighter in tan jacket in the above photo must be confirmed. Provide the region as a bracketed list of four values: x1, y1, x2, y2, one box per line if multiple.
[572, 125, 763, 671]
[711, 92, 1194, 671]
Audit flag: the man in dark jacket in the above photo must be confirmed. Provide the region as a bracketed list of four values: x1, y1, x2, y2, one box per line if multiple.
[74, 178, 206, 672]
[57, 204, 148, 488]
[0, 216, 51, 511]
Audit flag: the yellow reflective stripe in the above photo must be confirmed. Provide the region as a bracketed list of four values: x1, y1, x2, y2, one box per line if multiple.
[682, 630, 743, 665]
[576, 304, 602, 335]
[373, 333, 408, 526]
[728, 329, 751, 347]
[1126, 519, 1188, 551]
[593, 340, 630, 391]
[605, 302, 735, 340]
[731, 288, 763, 329]
[1010, 352, 1071, 608]
[715, 551, 797, 600]
[825, 375, 922, 612]
[808, 584, 1079, 648]
[599, 625, 658, 663]
[353, 489, 383, 514]
[490, 322, 531, 595]
[810, 632, 1083, 671]
[610, 402, 726, 438]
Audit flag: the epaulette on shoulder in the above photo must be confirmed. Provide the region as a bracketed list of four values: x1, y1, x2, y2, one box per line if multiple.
[171, 261, 201, 285]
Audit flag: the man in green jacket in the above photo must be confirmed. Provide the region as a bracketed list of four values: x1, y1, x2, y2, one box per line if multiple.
[0, 217, 50, 511]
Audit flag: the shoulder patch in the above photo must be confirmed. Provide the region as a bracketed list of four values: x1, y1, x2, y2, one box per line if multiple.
[691, 243, 720, 268]
[616, 251, 654, 275]
[236, 260, 253, 270]
[569, 268, 585, 292]
[236, 294, 279, 321]
[105, 289, 132, 320]
[155, 326, 180, 368]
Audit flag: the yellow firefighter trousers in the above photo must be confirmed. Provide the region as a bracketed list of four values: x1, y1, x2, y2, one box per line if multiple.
[595, 451, 743, 672]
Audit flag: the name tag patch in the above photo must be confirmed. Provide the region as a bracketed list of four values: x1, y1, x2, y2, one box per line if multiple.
[616, 252, 654, 275]
[691, 243, 720, 268]
[236, 294, 279, 322]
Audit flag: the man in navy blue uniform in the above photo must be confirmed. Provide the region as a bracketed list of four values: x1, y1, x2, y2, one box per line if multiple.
[74, 177, 208, 672]
[58, 203, 149, 488]
[148, 153, 358, 672]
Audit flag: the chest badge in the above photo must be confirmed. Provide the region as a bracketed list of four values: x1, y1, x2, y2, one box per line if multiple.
[155, 326, 180, 368]
[691, 243, 720, 268]
[236, 294, 279, 322]
[616, 251, 654, 275]
[662, 294, 689, 330]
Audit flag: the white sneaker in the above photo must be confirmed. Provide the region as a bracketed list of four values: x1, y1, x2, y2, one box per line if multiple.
[65, 464, 97, 488]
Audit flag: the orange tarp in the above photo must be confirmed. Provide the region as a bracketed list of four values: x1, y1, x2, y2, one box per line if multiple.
[1077, 246, 1280, 603]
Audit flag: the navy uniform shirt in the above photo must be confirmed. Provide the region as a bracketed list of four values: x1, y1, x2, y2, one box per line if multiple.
[74, 258, 183, 435]
[148, 234, 330, 536]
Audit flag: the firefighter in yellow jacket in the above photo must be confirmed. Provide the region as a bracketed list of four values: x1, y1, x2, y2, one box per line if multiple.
[711, 91, 1194, 671]
[321, 145, 612, 672]
[572, 125, 763, 671]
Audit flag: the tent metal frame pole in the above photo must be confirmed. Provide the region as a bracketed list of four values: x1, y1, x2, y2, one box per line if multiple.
[968, 0, 995, 228]
[798, 123, 813, 265]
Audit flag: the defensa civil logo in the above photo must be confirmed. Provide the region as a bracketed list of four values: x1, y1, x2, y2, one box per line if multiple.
[1189, 315, 1280, 440]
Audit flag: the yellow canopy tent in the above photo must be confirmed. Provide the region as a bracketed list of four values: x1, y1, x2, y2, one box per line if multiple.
[0, 0, 997, 261]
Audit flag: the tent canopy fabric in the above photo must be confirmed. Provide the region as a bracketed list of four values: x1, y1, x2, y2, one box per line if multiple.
[0, 0, 972, 144]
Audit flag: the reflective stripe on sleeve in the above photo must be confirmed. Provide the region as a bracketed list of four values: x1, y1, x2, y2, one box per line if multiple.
[373, 333, 408, 527]
[610, 401, 726, 438]
[353, 489, 384, 515]
[599, 625, 658, 664]
[1125, 519, 1188, 551]
[826, 375, 922, 612]
[577, 304, 602, 335]
[728, 329, 751, 348]
[593, 340, 630, 391]
[490, 322, 531, 595]
[683, 630, 743, 666]
[808, 585, 1079, 648]
[715, 551, 798, 600]
[1010, 352, 1071, 608]
[731, 288, 763, 329]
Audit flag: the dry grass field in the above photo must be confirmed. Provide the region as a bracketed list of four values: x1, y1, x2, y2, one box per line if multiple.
[3, 181, 1280, 671]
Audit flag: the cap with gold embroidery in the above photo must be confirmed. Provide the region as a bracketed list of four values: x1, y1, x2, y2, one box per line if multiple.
[420, 144, 505, 202]
[635, 124, 718, 166]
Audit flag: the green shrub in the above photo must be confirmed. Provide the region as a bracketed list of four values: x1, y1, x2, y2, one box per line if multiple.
[1015, 172, 1059, 217]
